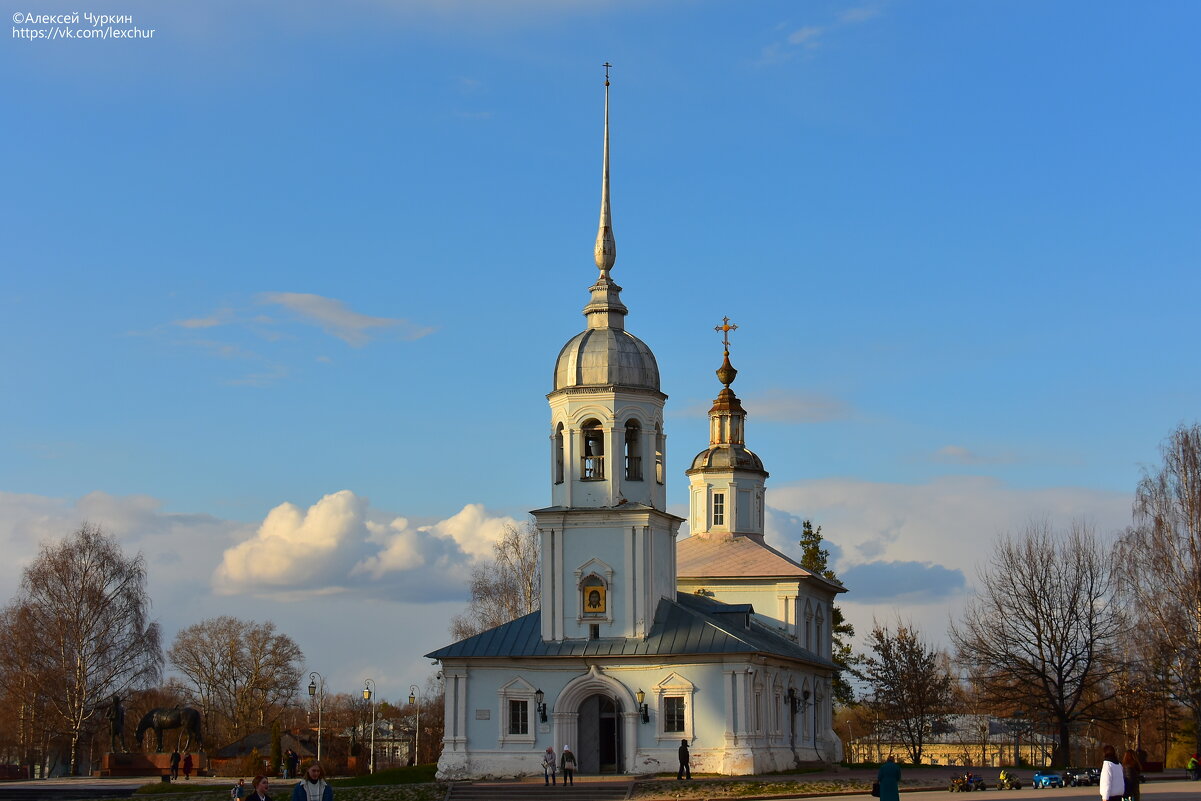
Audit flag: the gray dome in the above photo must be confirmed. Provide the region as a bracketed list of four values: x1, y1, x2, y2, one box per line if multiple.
[554, 328, 660, 391]
[689, 444, 766, 473]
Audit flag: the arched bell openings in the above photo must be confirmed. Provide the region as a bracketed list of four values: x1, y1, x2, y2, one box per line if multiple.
[581, 418, 605, 480]
[624, 420, 642, 481]
[654, 424, 665, 484]
[554, 423, 565, 484]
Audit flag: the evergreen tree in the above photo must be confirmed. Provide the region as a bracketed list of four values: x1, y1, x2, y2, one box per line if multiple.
[798, 519, 857, 706]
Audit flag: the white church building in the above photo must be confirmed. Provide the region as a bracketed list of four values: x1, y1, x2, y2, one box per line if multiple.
[427, 73, 845, 780]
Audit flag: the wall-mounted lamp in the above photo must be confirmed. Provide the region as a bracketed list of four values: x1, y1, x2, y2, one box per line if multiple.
[635, 689, 649, 724]
[788, 688, 815, 713]
[535, 688, 547, 723]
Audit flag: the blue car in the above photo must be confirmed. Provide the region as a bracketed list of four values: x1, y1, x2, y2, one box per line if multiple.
[1032, 771, 1064, 789]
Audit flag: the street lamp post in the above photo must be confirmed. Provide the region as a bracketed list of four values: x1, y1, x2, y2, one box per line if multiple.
[308, 672, 326, 762]
[363, 679, 377, 774]
[408, 685, 421, 766]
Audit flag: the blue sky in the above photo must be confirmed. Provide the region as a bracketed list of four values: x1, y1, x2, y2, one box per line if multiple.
[2, 0, 1198, 702]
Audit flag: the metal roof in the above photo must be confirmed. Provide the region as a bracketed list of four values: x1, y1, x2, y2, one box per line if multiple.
[425, 592, 836, 668]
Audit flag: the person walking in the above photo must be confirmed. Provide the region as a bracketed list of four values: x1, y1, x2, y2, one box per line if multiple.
[231, 778, 246, 800]
[1100, 745, 1125, 801]
[877, 755, 902, 801]
[291, 762, 333, 801]
[1121, 749, 1142, 801]
[285, 749, 300, 780]
[542, 746, 558, 785]
[1187, 754, 1199, 781]
[246, 776, 272, 801]
[677, 739, 691, 780]
[560, 746, 576, 785]
[182, 752, 193, 781]
[170, 750, 181, 781]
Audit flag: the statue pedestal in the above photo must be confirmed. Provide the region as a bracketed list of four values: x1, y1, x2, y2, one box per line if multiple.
[96, 751, 207, 777]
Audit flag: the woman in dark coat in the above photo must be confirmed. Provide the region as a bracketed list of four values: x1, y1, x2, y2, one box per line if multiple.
[877, 755, 901, 801]
[1121, 749, 1142, 801]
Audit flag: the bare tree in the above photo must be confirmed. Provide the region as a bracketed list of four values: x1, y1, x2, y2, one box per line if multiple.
[855, 618, 954, 764]
[0, 524, 161, 774]
[449, 522, 540, 641]
[167, 617, 304, 744]
[951, 520, 1121, 766]
[1119, 423, 1201, 754]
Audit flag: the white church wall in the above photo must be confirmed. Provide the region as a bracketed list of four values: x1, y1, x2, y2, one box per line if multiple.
[436, 657, 838, 780]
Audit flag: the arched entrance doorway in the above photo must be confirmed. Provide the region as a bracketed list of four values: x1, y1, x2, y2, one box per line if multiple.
[576, 694, 622, 774]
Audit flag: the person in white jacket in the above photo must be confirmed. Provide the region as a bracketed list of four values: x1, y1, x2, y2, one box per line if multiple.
[1099, 744, 1125, 801]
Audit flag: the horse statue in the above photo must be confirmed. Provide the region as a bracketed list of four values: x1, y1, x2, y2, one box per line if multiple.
[135, 706, 204, 753]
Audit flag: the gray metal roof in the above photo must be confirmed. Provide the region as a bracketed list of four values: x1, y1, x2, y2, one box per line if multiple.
[426, 592, 836, 668]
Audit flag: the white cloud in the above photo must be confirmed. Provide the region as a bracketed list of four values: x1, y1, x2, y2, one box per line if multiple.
[840, 6, 881, 24]
[213, 492, 519, 598]
[748, 389, 851, 422]
[761, 475, 1133, 648]
[931, 444, 1017, 465]
[788, 26, 823, 47]
[258, 292, 434, 346]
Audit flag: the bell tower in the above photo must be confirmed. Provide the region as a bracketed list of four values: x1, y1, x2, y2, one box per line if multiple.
[533, 66, 682, 643]
[686, 318, 769, 542]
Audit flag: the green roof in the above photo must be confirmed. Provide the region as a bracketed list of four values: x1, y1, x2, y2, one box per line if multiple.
[426, 592, 836, 668]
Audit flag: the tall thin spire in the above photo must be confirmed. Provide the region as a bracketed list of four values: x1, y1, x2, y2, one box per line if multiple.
[594, 62, 616, 278]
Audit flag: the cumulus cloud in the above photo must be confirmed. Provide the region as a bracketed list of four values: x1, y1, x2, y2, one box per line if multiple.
[0, 490, 250, 614]
[761, 475, 1132, 646]
[213, 492, 520, 599]
[258, 292, 434, 346]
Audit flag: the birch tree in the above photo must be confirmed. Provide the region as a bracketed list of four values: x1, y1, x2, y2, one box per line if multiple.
[0, 524, 161, 774]
[1119, 423, 1201, 754]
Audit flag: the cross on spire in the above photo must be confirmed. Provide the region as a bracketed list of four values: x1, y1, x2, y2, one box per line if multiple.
[715, 316, 738, 351]
[603, 61, 612, 86]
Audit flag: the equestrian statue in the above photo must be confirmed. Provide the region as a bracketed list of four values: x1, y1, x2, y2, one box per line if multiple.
[136, 706, 204, 753]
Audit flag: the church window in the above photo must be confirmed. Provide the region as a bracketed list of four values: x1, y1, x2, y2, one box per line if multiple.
[712, 492, 725, 526]
[497, 678, 536, 745]
[508, 699, 528, 735]
[815, 610, 825, 657]
[581, 419, 604, 480]
[654, 673, 696, 742]
[554, 424, 565, 484]
[664, 697, 685, 732]
[654, 425, 665, 484]
[589, 623, 600, 640]
[624, 420, 642, 481]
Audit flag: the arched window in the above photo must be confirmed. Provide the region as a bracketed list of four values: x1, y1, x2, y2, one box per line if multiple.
[554, 424, 565, 484]
[624, 420, 642, 481]
[815, 609, 825, 658]
[654, 424, 665, 484]
[581, 419, 604, 480]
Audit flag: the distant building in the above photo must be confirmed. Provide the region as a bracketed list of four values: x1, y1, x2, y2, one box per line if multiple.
[846, 715, 1055, 767]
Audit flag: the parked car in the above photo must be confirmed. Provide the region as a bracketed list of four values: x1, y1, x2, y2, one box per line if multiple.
[1087, 768, 1101, 784]
[1063, 768, 1093, 786]
[1032, 771, 1064, 789]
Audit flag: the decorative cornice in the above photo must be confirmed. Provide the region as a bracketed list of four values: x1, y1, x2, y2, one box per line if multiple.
[547, 385, 668, 401]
